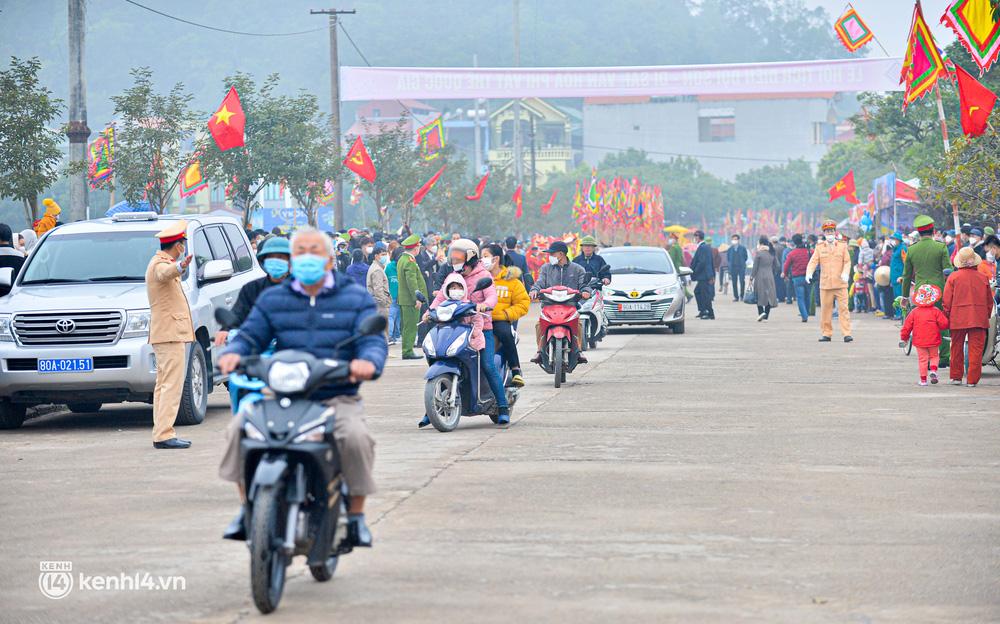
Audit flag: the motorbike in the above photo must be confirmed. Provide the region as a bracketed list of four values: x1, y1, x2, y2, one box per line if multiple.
[577, 275, 608, 351]
[419, 278, 520, 432]
[536, 286, 584, 388]
[223, 328, 271, 414]
[214, 308, 386, 614]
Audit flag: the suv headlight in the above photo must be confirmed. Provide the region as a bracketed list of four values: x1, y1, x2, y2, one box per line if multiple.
[123, 309, 151, 339]
[268, 361, 309, 394]
[0, 314, 13, 342]
[602, 286, 614, 296]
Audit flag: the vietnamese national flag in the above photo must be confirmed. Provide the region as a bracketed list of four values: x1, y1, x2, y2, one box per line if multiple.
[465, 172, 489, 201]
[411, 164, 446, 206]
[827, 170, 859, 204]
[208, 87, 245, 152]
[513, 185, 523, 219]
[540, 188, 558, 215]
[954, 63, 997, 138]
[343, 136, 377, 183]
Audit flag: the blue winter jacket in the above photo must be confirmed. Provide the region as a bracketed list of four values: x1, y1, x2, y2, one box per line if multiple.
[223, 271, 388, 399]
[346, 261, 370, 286]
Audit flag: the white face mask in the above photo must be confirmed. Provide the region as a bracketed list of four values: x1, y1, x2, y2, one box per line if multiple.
[364, 246, 373, 255]
[430, 245, 438, 254]
[825, 234, 836, 242]
[452, 261, 465, 272]
[970, 237, 981, 246]
[731, 239, 738, 245]
[548, 256, 559, 265]
[447, 288, 465, 300]
[481, 257, 494, 270]
[988, 252, 996, 263]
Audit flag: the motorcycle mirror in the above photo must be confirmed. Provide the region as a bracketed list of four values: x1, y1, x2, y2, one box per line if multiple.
[215, 307, 239, 328]
[415, 291, 427, 303]
[358, 314, 388, 336]
[473, 277, 493, 292]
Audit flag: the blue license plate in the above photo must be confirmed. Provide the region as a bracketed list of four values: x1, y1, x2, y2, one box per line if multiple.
[38, 358, 93, 373]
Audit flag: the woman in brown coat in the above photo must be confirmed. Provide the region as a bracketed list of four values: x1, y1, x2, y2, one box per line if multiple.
[943, 247, 994, 387]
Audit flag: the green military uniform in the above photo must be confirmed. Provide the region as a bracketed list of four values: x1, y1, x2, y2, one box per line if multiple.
[667, 242, 692, 301]
[902, 216, 953, 364]
[397, 236, 425, 357]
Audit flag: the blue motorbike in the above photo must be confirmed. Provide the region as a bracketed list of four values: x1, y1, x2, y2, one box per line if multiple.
[223, 328, 270, 414]
[419, 278, 519, 432]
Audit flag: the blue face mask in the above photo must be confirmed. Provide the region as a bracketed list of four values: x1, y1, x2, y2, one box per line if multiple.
[291, 254, 328, 285]
[378, 255, 389, 267]
[262, 258, 289, 280]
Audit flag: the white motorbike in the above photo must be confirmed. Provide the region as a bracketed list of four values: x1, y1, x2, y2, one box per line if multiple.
[578, 276, 608, 351]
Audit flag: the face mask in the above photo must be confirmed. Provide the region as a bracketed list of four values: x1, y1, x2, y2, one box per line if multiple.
[378, 255, 389, 266]
[945, 236, 953, 244]
[291, 254, 328, 285]
[447, 288, 465, 300]
[430, 245, 438, 254]
[825, 234, 835, 242]
[988, 252, 996, 263]
[452, 261, 465, 272]
[970, 237, 981, 246]
[364, 246, 373, 255]
[731, 239, 738, 245]
[481, 257, 494, 270]
[549, 256, 559, 265]
[263, 258, 289, 279]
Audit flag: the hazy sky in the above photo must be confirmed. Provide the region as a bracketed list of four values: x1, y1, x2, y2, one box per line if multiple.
[805, 0, 957, 57]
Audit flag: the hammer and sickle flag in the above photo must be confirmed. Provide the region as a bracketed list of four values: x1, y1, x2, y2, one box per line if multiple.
[827, 170, 860, 204]
[953, 62, 997, 137]
[343, 136, 377, 183]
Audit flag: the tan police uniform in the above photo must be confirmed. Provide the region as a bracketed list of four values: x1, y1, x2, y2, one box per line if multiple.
[806, 235, 852, 339]
[145, 220, 195, 443]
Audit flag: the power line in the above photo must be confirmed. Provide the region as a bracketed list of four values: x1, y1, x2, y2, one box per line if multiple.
[122, 0, 324, 37]
[582, 144, 819, 165]
[338, 22, 373, 67]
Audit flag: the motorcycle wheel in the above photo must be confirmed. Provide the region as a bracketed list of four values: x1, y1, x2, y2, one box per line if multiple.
[553, 339, 563, 389]
[580, 318, 589, 352]
[310, 496, 344, 582]
[250, 485, 288, 614]
[424, 374, 461, 432]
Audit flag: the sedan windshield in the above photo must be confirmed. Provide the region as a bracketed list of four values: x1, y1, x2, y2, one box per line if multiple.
[602, 249, 674, 275]
[20, 231, 161, 284]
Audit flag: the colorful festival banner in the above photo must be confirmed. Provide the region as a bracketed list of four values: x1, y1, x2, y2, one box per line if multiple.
[571, 173, 664, 241]
[178, 158, 208, 198]
[87, 127, 114, 189]
[417, 117, 445, 160]
[901, 1, 947, 110]
[940, 0, 1000, 74]
[834, 6, 875, 52]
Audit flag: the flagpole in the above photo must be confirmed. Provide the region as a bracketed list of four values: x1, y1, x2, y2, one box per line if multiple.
[934, 83, 961, 232]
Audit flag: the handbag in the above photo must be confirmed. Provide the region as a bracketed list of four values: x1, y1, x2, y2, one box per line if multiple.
[743, 285, 757, 305]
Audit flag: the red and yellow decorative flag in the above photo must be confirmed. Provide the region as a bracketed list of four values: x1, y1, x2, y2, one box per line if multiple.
[941, 0, 1000, 74]
[178, 158, 208, 198]
[417, 117, 445, 161]
[834, 6, 874, 52]
[465, 172, 489, 201]
[540, 189, 558, 215]
[87, 127, 114, 189]
[343, 136, 377, 183]
[513, 185, 523, 219]
[411, 165, 447, 206]
[208, 87, 246, 152]
[953, 62, 998, 136]
[901, 2, 947, 110]
[828, 170, 860, 204]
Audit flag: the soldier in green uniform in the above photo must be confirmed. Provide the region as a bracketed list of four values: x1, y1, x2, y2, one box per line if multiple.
[397, 234, 426, 360]
[902, 215, 953, 366]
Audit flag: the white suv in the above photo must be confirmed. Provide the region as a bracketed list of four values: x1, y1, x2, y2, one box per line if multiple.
[0, 212, 264, 429]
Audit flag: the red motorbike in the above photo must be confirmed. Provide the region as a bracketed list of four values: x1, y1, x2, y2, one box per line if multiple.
[537, 286, 583, 388]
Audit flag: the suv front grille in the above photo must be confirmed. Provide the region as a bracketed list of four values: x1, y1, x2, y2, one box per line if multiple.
[13, 311, 124, 346]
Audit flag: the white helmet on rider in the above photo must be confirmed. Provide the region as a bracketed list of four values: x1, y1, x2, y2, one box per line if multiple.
[448, 238, 480, 272]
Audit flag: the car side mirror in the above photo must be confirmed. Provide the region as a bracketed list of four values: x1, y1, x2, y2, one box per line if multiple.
[0, 267, 13, 288]
[678, 267, 693, 277]
[473, 277, 493, 292]
[201, 258, 234, 283]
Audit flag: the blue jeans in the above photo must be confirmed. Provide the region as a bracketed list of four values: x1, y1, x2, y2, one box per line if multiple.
[792, 276, 809, 321]
[481, 329, 508, 411]
[388, 303, 401, 341]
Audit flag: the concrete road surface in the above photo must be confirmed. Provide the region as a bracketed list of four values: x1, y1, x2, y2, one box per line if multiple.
[2, 298, 998, 623]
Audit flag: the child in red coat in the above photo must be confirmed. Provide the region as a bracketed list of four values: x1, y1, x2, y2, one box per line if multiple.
[900, 284, 949, 386]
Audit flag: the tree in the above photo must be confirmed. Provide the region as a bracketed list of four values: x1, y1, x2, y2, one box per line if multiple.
[274, 95, 337, 228]
[0, 57, 64, 224]
[735, 159, 827, 216]
[110, 67, 198, 213]
[816, 137, 899, 206]
[350, 119, 422, 231]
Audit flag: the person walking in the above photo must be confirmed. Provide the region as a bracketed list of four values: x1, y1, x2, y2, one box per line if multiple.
[902, 215, 953, 367]
[145, 220, 194, 449]
[386, 247, 402, 345]
[0, 224, 25, 297]
[806, 220, 853, 342]
[782, 234, 811, 322]
[397, 235, 425, 360]
[727, 234, 748, 301]
[689, 230, 715, 319]
[717, 243, 730, 295]
[943, 247, 993, 387]
[750, 236, 778, 321]
[366, 242, 392, 328]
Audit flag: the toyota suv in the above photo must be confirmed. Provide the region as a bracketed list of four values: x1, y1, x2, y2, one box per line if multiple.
[0, 212, 264, 429]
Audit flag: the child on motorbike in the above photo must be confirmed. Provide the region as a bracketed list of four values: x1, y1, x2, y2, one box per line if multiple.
[429, 273, 485, 351]
[899, 283, 949, 386]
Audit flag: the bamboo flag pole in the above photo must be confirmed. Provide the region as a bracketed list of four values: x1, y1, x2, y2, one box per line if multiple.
[934, 83, 961, 232]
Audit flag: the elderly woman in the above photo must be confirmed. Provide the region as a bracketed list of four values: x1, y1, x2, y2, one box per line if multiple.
[943, 247, 994, 387]
[750, 236, 778, 321]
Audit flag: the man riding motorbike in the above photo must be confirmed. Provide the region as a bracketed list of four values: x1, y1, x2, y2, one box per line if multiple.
[217, 228, 387, 547]
[214, 236, 292, 347]
[529, 241, 592, 364]
[573, 235, 611, 286]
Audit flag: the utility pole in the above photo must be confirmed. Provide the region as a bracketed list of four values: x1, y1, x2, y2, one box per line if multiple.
[311, 7, 355, 231]
[529, 117, 536, 192]
[472, 54, 482, 176]
[67, 0, 90, 222]
[511, 0, 522, 187]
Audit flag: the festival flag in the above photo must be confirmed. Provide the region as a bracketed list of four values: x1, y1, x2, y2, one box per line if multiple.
[896, 179, 920, 202]
[208, 86, 246, 151]
[513, 185, 523, 219]
[465, 172, 490, 201]
[540, 189, 558, 215]
[349, 177, 362, 205]
[586, 169, 598, 208]
[834, 6, 875, 52]
[178, 158, 208, 198]
[828, 170, 860, 204]
[343, 136, 377, 183]
[411, 165, 447, 206]
[417, 116, 446, 160]
[940, 0, 1000, 74]
[87, 127, 114, 189]
[901, 1, 947, 110]
[953, 62, 998, 136]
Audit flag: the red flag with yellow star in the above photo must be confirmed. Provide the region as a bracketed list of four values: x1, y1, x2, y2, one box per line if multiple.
[208, 87, 245, 152]
[954, 62, 997, 137]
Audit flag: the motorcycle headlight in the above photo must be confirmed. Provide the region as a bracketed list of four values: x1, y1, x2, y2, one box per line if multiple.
[446, 333, 468, 356]
[268, 361, 309, 393]
[654, 284, 679, 296]
[422, 332, 436, 357]
[122, 309, 151, 339]
[0, 314, 13, 342]
[243, 420, 266, 441]
[292, 425, 326, 443]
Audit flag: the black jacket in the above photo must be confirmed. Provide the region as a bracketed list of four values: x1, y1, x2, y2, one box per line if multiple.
[227, 276, 283, 328]
[689, 242, 715, 282]
[0, 246, 25, 297]
[573, 252, 611, 282]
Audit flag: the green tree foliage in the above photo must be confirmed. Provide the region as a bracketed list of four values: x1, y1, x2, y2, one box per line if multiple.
[110, 67, 198, 213]
[735, 159, 827, 216]
[816, 138, 899, 206]
[0, 57, 64, 224]
[350, 119, 422, 231]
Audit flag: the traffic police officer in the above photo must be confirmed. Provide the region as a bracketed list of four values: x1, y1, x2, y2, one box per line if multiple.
[806, 219, 853, 342]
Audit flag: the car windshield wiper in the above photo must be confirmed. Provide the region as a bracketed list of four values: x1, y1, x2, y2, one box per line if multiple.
[20, 278, 89, 285]
[88, 275, 145, 281]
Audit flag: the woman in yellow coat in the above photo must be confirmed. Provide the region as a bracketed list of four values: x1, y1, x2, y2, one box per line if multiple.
[482, 243, 530, 386]
[34, 198, 61, 236]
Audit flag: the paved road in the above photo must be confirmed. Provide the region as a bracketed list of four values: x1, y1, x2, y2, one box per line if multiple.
[2, 298, 998, 623]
